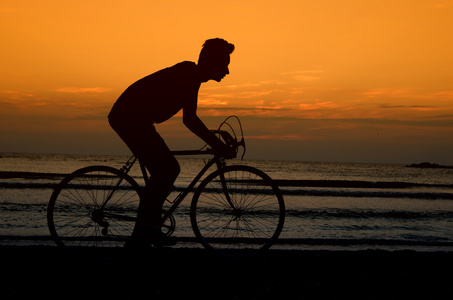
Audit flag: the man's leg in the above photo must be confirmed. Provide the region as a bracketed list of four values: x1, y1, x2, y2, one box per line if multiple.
[134, 130, 180, 237]
[111, 124, 179, 243]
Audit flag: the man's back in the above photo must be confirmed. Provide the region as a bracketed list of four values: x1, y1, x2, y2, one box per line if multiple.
[109, 61, 200, 125]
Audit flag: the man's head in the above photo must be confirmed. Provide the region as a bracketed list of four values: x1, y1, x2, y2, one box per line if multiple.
[198, 38, 235, 82]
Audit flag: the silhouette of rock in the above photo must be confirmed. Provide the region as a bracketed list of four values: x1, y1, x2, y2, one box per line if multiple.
[406, 162, 453, 169]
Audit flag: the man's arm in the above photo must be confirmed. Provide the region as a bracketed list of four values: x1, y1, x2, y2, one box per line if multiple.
[182, 103, 227, 153]
[183, 112, 225, 150]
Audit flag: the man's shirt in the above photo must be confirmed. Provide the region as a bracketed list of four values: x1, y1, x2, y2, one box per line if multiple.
[109, 61, 200, 126]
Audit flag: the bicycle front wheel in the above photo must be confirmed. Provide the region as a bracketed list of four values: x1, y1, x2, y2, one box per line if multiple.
[190, 165, 285, 257]
[47, 166, 141, 260]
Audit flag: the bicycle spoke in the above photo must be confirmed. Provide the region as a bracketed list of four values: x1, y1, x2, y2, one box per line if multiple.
[191, 165, 285, 257]
[48, 166, 141, 260]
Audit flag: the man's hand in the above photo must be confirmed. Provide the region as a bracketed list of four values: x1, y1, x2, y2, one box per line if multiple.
[183, 112, 236, 158]
[216, 143, 236, 159]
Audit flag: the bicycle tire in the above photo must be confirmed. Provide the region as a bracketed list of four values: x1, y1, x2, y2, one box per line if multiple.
[47, 165, 141, 260]
[190, 165, 285, 257]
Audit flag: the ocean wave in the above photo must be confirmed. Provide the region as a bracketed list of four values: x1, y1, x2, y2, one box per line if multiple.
[274, 179, 453, 189]
[287, 209, 453, 220]
[0, 182, 58, 189]
[280, 189, 453, 200]
[3, 172, 453, 187]
[1, 184, 452, 200]
[1, 171, 452, 200]
[0, 171, 65, 180]
[274, 238, 453, 247]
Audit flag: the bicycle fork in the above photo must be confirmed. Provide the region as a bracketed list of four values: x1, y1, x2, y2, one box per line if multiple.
[216, 159, 239, 214]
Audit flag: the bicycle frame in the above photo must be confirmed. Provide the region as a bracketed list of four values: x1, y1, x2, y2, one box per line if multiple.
[160, 149, 224, 224]
[48, 116, 285, 258]
[99, 115, 246, 224]
[100, 148, 234, 226]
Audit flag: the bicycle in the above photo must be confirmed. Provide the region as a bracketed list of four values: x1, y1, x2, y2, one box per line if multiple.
[47, 116, 285, 259]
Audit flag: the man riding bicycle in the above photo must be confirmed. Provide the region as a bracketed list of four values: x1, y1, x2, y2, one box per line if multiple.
[108, 38, 235, 248]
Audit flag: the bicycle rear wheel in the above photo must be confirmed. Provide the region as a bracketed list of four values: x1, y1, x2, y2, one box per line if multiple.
[190, 165, 285, 257]
[47, 166, 141, 260]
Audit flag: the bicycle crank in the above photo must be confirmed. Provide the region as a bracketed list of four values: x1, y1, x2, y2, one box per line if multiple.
[161, 211, 176, 237]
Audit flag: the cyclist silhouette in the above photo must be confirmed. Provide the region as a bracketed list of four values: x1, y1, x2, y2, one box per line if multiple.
[108, 38, 235, 248]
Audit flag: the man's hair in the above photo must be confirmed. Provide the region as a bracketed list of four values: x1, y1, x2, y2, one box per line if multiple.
[198, 38, 234, 64]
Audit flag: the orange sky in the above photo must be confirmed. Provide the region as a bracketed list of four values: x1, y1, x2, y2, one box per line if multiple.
[1, 0, 453, 164]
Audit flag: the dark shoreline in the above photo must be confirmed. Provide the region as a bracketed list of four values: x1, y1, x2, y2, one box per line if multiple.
[1, 246, 452, 299]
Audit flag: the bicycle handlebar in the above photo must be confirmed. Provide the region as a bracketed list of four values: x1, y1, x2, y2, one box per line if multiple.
[170, 130, 243, 158]
[211, 129, 246, 159]
[171, 116, 246, 159]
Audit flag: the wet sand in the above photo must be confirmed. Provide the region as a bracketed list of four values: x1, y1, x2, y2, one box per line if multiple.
[0, 246, 452, 299]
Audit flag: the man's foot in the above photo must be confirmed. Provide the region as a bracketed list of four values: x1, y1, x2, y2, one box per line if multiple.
[124, 229, 177, 252]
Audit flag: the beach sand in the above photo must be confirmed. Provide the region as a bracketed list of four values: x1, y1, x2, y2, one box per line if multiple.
[1, 246, 452, 299]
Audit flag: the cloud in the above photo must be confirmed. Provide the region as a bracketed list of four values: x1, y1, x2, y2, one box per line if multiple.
[246, 134, 322, 141]
[362, 89, 410, 98]
[281, 70, 323, 82]
[0, 91, 50, 109]
[298, 101, 338, 111]
[362, 89, 453, 100]
[237, 90, 273, 99]
[55, 87, 112, 93]
[432, 91, 453, 99]
[379, 105, 436, 109]
[198, 98, 229, 106]
[1, 90, 34, 99]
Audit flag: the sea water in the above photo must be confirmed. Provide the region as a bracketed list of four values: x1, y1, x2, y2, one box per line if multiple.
[1, 152, 452, 250]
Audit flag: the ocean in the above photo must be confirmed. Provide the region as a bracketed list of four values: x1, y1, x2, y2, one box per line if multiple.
[1, 152, 452, 251]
